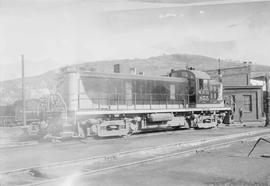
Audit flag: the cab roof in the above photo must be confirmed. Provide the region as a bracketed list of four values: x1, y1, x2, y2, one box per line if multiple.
[190, 70, 210, 80]
[171, 69, 210, 80]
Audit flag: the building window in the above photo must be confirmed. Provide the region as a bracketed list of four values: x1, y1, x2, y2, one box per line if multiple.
[243, 95, 252, 112]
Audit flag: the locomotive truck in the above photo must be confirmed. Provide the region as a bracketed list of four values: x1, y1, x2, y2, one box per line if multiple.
[56, 67, 231, 138]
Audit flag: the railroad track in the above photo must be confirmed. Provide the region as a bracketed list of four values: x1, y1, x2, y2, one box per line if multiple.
[0, 127, 212, 150]
[0, 124, 263, 150]
[1, 130, 269, 186]
[0, 128, 260, 154]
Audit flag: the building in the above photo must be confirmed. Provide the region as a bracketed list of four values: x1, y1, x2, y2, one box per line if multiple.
[207, 65, 263, 122]
[207, 65, 252, 86]
[223, 86, 263, 122]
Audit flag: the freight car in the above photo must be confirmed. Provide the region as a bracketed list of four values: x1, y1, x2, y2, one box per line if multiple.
[57, 67, 231, 138]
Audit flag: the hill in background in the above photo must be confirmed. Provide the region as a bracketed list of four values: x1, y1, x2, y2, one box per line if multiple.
[1, 54, 270, 106]
[77, 54, 243, 75]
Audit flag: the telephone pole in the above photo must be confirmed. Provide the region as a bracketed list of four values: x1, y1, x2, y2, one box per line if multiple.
[218, 58, 221, 74]
[22, 55, 26, 126]
[218, 58, 222, 81]
[265, 73, 270, 127]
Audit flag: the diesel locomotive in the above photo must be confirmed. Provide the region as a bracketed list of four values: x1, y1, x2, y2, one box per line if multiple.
[58, 67, 231, 138]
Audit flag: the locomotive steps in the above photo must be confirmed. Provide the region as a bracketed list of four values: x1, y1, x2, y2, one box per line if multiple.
[1, 129, 270, 186]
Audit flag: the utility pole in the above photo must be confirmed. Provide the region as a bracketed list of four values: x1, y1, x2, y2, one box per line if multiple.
[265, 73, 270, 127]
[218, 58, 221, 75]
[218, 58, 222, 81]
[22, 55, 26, 126]
[185, 62, 189, 70]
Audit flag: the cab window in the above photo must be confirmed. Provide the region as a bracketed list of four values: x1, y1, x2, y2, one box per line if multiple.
[203, 79, 209, 90]
[199, 79, 204, 90]
[199, 79, 209, 90]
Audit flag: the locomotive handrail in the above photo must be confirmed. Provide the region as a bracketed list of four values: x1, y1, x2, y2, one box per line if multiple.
[79, 93, 191, 97]
[77, 93, 189, 100]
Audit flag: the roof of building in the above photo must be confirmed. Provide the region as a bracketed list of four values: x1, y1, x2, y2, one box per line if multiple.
[207, 65, 248, 72]
[251, 72, 268, 80]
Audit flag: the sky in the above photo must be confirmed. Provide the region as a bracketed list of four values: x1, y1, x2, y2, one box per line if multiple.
[0, 0, 270, 81]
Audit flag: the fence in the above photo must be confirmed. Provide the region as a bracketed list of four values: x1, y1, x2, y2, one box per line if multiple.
[0, 111, 41, 127]
[0, 116, 16, 127]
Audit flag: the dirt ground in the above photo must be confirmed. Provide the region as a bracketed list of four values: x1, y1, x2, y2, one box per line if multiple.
[0, 127, 24, 145]
[0, 127, 40, 148]
[1, 123, 270, 186]
[72, 138, 270, 186]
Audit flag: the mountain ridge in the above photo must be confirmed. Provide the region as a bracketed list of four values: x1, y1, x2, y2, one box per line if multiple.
[1, 53, 269, 106]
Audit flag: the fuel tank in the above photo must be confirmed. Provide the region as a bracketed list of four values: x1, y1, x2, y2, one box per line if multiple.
[147, 113, 174, 122]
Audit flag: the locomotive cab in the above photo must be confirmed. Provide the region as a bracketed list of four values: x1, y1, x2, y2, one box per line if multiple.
[169, 69, 213, 107]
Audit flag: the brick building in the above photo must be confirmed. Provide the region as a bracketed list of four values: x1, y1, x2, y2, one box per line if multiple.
[207, 65, 252, 86]
[207, 65, 263, 122]
[223, 86, 263, 122]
